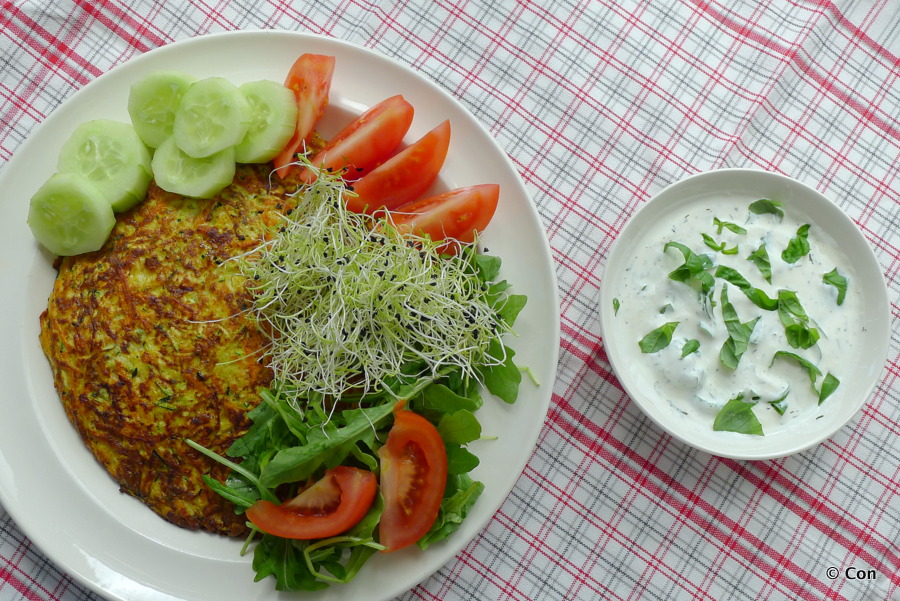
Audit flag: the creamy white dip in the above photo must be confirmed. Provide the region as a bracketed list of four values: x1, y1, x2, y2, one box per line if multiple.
[613, 197, 862, 436]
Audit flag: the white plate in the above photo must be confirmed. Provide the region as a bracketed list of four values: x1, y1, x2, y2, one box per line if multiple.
[0, 31, 560, 601]
[599, 169, 889, 460]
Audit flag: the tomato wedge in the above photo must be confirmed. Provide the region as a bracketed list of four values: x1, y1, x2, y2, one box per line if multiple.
[273, 53, 335, 179]
[299, 94, 414, 183]
[390, 184, 500, 251]
[345, 120, 451, 214]
[246, 466, 377, 540]
[378, 408, 448, 552]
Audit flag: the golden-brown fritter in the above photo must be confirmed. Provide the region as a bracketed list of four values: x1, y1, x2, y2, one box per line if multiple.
[38, 163, 294, 536]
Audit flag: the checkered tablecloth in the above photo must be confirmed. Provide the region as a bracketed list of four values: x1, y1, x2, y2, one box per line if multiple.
[2, 1, 899, 600]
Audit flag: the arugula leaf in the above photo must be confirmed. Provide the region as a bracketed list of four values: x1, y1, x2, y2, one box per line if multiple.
[260, 402, 397, 487]
[479, 339, 522, 404]
[681, 339, 700, 358]
[252, 535, 327, 592]
[747, 243, 772, 284]
[445, 444, 480, 474]
[713, 217, 747, 235]
[417, 474, 485, 550]
[782, 223, 811, 263]
[416, 382, 482, 415]
[639, 321, 679, 353]
[823, 268, 848, 305]
[749, 198, 784, 220]
[713, 395, 764, 436]
[437, 410, 482, 445]
[818, 373, 840, 404]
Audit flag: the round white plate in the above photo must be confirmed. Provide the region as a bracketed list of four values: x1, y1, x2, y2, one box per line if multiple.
[599, 168, 889, 460]
[0, 31, 560, 601]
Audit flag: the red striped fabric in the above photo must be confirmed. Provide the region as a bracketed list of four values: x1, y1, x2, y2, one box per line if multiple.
[2, 1, 898, 600]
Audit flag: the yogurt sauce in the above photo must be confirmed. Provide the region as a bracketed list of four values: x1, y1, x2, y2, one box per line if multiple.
[613, 196, 863, 436]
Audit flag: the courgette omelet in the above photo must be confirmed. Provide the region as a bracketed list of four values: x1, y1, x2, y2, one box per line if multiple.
[38, 164, 294, 536]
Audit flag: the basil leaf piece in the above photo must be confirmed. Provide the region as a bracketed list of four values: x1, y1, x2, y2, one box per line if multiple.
[681, 339, 700, 358]
[749, 198, 784, 220]
[772, 350, 822, 392]
[818, 372, 840, 404]
[713, 395, 764, 436]
[823, 268, 848, 305]
[782, 223, 811, 263]
[613, 297, 621, 315]
[713, 265, 778, 311]
[777, 290, 809, 325]
[785, 322, 820, 349]
[719, 286, 759, 369]
[639, 321, 679, 353]
[713, 217, 747, 235]
[747, 243, 772, 284]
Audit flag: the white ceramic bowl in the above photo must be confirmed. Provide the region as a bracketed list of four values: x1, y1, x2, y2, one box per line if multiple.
[599, 169, 889, 460]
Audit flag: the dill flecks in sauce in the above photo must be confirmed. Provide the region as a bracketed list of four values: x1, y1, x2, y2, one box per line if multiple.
[614, 197, 862, 436]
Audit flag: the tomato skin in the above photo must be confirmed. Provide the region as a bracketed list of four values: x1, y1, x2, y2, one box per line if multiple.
[346, 120, 451, 214]
[390, 184, 500, 250]
[246, 466, 377, 540]
[299, 95, 414, 183]
[273, 53, 335, 179]
[378, 409, 448, 552]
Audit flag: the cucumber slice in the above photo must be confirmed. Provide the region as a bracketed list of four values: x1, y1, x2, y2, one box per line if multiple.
[128, 70, 196, 148]
[151, 136, 235, 199]
[173, 77, 250, 158]
[56, 119, 152, 212]
[28, 173, 116, 256]
[234, 79, 299, 164]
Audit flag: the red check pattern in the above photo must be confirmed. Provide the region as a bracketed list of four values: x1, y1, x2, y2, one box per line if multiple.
[2, 1, 899, 600]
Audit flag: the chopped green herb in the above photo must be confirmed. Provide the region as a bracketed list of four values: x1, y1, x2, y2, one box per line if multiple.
[702, 233, 739, 255]
[719, 286, 759, 369]
[681, 339, 700, 358]
[823, 268, 848, 305]
[747, 243, 772, 284]
[772, 350, 821, 392]
[818, 373, 840, 404]
[713, 394, 764, 435]
[613, 297, 621, 315]
[769, 389, 789, 415]
[749, 198, 784, 220]
[782, 223, 811, 264]
[639, 321, 679, 353]
[776, 290, 819, 349]
[713, 265, 778, 311]
[713, 217, 747, 235]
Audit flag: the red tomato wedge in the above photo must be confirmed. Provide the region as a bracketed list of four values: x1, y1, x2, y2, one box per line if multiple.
[377, 408, 448, 552]
[299, 94, 414, 183]
[345, 120, 451, 214]
[390, 184, 500, 251]
[246, 466, 377, 540]
[273, 53, 335, 179]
